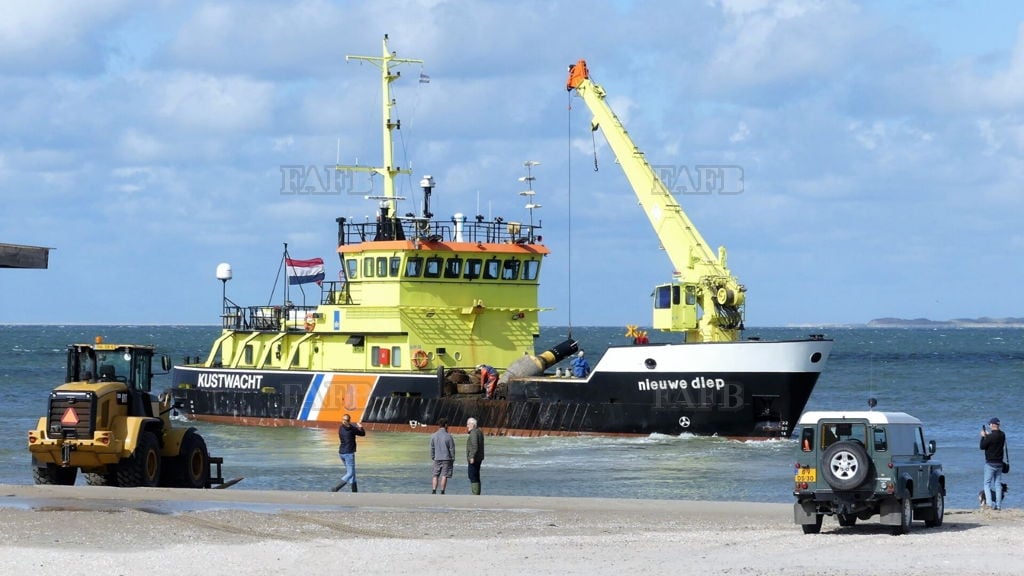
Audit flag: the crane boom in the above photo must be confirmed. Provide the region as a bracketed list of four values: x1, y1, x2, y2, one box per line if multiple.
[567, 60, 745, 342]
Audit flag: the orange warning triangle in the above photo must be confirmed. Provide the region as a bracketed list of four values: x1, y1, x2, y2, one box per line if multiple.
[60, 407, 79, 426]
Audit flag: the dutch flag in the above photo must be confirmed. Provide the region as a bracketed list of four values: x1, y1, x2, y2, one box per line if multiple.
[286, 257, 325, 285]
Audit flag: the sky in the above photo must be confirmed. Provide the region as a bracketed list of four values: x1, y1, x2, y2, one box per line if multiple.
[2, 0, 1024, 328]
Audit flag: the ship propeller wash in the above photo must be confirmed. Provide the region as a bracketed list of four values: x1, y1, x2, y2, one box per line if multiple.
[171, 38, 833, 437]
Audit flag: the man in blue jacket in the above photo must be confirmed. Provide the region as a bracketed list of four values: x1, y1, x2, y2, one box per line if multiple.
[571, 350, 591, 378]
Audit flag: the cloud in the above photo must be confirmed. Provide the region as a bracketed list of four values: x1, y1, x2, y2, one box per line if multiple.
[0, 1, 132, 74]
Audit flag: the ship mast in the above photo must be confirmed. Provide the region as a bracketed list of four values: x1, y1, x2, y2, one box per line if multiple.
[340, 34, 423, 220]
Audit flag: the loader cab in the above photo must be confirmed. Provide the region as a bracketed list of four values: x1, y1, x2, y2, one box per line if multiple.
[66, 341, 170, 392]
[65, 341, 172, 418]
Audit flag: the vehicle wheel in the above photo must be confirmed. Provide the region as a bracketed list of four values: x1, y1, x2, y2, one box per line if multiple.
[925, 491, 944, 528]
[84, 471, 118, 486]
[821, 440, 870, 490]
[837, 513, 857, 527]
[801, 514, 823, 534]
[33, 463, 77, 486]
[173, 430, 210, 489]
[891, 497, 912, 536]
[117, 431, 162, 487]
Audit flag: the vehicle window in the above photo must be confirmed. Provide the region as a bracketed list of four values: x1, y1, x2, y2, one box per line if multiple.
[872, 427, 888, 452]
[800, 427, 814, 452]
[363, 257, 374, 277]
[424, 257, 442, 278]
[389, 256, 401, 277]
[405, 256, 423, 277]
[376, 257, 388, 277]
[685, 285, 696, 305]
[820, 422, 866, 448]
[346, 258, 358, 279]
[464, 258, 482, 280]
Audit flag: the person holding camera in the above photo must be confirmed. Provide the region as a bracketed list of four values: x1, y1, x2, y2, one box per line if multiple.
[980, 417, 1007, 510]
[332, 414, 365, 493]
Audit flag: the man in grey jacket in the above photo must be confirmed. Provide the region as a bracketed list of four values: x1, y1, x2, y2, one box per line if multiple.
[430, 418, 456, 494]
[466, 417, 485, 495]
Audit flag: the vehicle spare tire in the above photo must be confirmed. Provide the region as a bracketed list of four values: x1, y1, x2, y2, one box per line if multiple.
[822, 440, 871, 490]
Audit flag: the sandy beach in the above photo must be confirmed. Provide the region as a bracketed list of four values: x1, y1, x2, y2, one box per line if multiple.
[1, 485, 1021, 575]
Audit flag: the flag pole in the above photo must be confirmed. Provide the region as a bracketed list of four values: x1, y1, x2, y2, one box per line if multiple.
[283, 242, 289, 310]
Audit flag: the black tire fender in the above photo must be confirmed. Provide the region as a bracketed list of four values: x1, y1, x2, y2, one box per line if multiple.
[821, 440, 871, 490]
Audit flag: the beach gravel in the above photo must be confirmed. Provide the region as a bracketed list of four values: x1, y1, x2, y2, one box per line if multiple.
[1, 485, 1021, 575]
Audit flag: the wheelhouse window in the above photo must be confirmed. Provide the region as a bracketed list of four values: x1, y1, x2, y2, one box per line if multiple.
[522, 260, 540, 280]
[406, 256, 424, 277]
[483, 258, 500, 280]
[444, 257, 463, 279]
[424, 256, 442, 278]
[501, 259, 520, 280]
[346, 258, 358, 280]
[363, 257, 374, 277]
[464, 258, 482, 280]
[389, 256, 401, 277]
[376, 257, 387, 277]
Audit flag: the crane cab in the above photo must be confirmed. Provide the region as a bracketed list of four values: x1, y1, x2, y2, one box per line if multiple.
[652, 282, 699, 333]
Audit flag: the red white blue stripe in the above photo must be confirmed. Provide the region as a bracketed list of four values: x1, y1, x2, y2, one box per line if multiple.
[286, 257, 325, 285]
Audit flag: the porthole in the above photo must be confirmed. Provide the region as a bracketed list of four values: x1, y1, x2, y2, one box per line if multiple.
[810, 352, 822, 363]
[644, 358, 657, 369]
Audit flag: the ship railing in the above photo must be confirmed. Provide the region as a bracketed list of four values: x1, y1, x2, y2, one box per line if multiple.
[338, 217, 541, 245]
[320, 280, 351, 305]
[220, 304, 321, 331]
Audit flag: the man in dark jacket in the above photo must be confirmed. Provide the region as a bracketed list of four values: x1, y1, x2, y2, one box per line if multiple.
[466, 417, 485, 495]
[333, 414, 365, 493]
[980, 417, 1006, 510]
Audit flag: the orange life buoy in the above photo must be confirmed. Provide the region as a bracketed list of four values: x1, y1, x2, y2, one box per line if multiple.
[304, 313, 316, 332]
[412, 349, 429, 369]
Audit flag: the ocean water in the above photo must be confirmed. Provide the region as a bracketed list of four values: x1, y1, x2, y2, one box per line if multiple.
[2, 324, 1021, 510]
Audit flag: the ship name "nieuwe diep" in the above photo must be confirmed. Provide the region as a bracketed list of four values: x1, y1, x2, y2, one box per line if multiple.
[637, 376, 725, 392]
[197, 373, 265, 390]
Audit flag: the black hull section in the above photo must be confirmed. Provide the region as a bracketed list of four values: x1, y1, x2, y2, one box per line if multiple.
[171, 350, 826, 438]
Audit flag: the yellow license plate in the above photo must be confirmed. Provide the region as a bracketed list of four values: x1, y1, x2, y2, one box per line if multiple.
[795, 468, 816, 483]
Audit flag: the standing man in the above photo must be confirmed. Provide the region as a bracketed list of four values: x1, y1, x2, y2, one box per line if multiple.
[430, 418, 456, 494]
[332, 414, 365, 493]
[571, 350, 591, 377]
[466, 417, 485, 495]
[980, 417, 1006, 510]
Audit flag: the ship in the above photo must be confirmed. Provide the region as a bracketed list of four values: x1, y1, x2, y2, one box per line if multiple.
[170, 38, 833, 438]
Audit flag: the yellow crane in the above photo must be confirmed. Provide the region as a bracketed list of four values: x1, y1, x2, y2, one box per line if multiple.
[567, 60, 745, 343]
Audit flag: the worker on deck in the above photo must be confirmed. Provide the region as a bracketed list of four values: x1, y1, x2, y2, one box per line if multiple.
[476, 364, 499, 399]
[571, 350, 591, 378]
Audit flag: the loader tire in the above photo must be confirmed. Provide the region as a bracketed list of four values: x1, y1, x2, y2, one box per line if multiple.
[117, 431, 162, 487]
[170, 430, 210, 489]
[34, 463, 77, 486]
